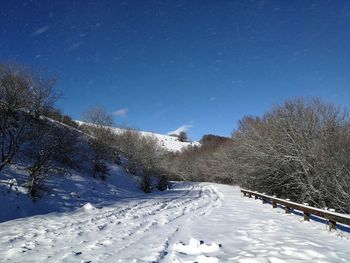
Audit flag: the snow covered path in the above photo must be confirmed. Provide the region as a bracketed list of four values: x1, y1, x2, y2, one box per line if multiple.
[0, 183, 349, 263]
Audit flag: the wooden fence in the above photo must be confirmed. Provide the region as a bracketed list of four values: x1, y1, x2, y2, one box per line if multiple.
[241, 189, 350, 230]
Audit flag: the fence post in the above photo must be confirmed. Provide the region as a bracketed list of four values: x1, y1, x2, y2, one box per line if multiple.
[303, 212, 310, 221]
[329, 220, 337, 231]
[285, 206, 291, 214]
[272, 201, 277, 208]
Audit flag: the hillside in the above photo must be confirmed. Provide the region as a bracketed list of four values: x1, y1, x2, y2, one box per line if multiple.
[0, 119, 199, 221]
[76, 121, 200, 152]
[135, 130, 200, 152]
[0, 162, 143, 223]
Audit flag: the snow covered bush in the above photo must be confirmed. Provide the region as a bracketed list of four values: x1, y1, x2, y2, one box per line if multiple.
[232, 98, 350, 213]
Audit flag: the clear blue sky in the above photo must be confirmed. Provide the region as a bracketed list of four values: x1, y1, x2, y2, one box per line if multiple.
[1, 1, 350, 140]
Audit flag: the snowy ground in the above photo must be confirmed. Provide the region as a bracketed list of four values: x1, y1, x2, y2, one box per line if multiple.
[0, 183, 349, 263]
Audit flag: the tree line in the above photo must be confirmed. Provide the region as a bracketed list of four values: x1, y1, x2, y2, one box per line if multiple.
[165, 98, 350, 213]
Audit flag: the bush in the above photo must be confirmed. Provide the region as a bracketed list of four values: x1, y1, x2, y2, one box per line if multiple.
[178, 131, 188, 142]
[157, 174, 169, 191]
[25, 119, 79, 199]
[0, 63, 59, 172]
[117, 129, 166, 193]
[81, 105, 118, 179]
[232, 98, 350, 213]
[93, 161, 109, 181]
[163, 98, 350, 213]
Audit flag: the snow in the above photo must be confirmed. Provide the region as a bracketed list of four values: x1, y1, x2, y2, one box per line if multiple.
[0, 164, 141, 223]
[81, 202, 96, 211]
[1, 182, 350, 262]
[174, 238, 221, 255]
[138, 130, 200, 152]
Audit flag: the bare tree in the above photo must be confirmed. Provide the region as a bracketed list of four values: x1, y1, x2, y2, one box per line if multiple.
[25, 120, 78, 198]
[0, 106, 28, 171]
[0, 63, 63, 173]
[137, 135, 164, 192]
[0, 63, 59, 118]
[231, 98, 350, 212]
[0, 64, 32, 171]
[117, 128, 142, 175]
[117, 129, 165, 192]
[82, 105, 114, 127]
[0, 63, 32, 111]
[81, 105, 117, 179]
[30, 75, 61, 119]
[178, 131, 188, 142]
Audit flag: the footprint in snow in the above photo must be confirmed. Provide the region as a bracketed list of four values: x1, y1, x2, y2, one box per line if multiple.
[173, 238, 221, 263]
[97, 223, 107, 231]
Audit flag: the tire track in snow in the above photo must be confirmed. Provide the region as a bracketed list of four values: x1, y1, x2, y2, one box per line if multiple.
[83, 184, 221, 262]
[0, 183, 222, 263]
[109, 184, 222, 262]
[100, 185, 208, 256]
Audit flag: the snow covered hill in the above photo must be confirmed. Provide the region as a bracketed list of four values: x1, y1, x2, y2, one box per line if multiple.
[1, 183, 349, 263]
[0, 163, 143, 223]
[0, 120, 199, 222]
[76, 121, 200, 152]
[110, 127, 200, 152]
[138, 130, 200, 152]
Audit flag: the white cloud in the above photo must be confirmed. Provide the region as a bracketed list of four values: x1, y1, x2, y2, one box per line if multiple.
[31, 25, 50, 36]
[112, 108, 128, 117]
[168, 125, 193, 136]
[209, 96, 216, 101]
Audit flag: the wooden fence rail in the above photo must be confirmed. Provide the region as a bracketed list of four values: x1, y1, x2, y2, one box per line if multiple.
[241, 189, 350, 230]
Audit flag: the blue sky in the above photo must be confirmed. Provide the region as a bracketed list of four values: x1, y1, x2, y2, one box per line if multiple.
[1, 1, 350, 140]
